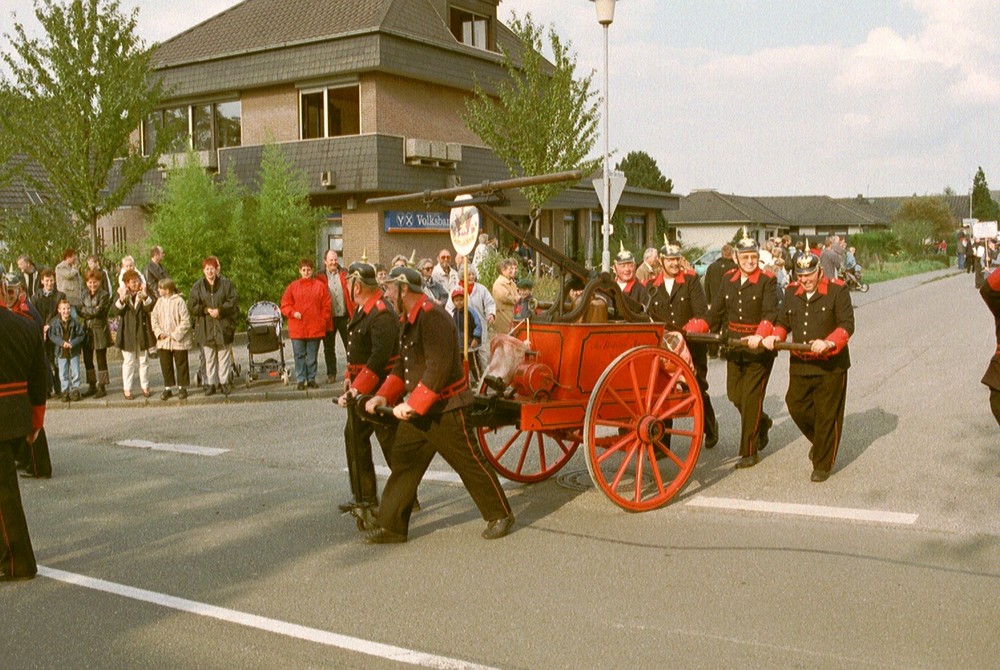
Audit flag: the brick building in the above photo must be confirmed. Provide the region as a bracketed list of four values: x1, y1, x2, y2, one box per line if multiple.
[99, 0, 678, 266]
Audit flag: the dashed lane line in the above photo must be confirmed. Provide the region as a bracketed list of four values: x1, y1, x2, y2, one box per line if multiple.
[686, 495, 919, 525]
[116, 439, 230, 456]
[37, 566, 499, 670]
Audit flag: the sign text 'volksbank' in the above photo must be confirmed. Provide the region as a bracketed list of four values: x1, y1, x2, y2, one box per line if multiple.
[384, 210, 450, 233]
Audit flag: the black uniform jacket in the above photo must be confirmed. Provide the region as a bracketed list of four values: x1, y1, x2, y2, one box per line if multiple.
[0, 308, 47, 441]
[982, 267, 1000, 390]
[346, 290, 399, 395]
[704, 256, 737, 306]
[376, 294, 472, 416]
[646, 270, 710, 333]
[774, 277, 855, 375]
[708, 268, 777, 362]
[618, 278, 650, 312]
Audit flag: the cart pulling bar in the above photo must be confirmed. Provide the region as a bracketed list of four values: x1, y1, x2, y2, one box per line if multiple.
[365, 170, 584, 206]
[683, 332, 815, 353]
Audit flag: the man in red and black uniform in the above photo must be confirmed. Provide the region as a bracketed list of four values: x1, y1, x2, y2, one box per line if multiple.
[612, 244, 649, 309]
[763, 253, 855, 481]
[1, 272, 48, 582]
[336, 262, 399, 514]
[708, 234, 778, 468]
[981, 266, 1000, 426]
[647, 242, 719, 448]
[363, 267, 514, 543]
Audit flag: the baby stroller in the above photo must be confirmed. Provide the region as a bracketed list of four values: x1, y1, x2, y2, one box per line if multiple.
[841, 264, 869, 292]
[244, 301, 290, 387]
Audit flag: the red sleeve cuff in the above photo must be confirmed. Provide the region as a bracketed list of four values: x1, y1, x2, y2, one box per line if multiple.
[827, 327, 850, 354]
[988, 267, 1000, 291]
[350, 367, 380, 395]
[772, 326, 788, 341]
[375, 374, 406, 405]
[755, 320, 774, 337]
[683, 318, 710, 334]
[32, 405, 45, 432]
[407, 382, 441, 416]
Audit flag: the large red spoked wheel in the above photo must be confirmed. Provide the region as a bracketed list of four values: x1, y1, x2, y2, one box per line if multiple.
[477, 424, 581, 483]
[584, 346, 704, 511]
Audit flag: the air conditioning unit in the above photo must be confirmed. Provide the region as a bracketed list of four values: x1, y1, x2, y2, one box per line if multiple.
[320, 171, 334, 188]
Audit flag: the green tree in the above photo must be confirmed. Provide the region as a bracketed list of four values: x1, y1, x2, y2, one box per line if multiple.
[972, 167, 1000, 222]
[1, 0, 168, 254]
[614, 150, 673, 253]
[0, 202, 83, 269]
[851, 230, 901, 271]
[464, 13, 599, 217]
[891, 196, 957, 242]
[234, 143, 320, 305]
[145, 149, 241, 296]
[616, 151, 673, 193]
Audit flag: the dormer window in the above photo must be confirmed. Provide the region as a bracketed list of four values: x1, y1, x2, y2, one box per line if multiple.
[450, 7, 490, 50]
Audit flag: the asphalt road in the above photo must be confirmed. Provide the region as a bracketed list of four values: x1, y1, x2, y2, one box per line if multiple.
[4, 267, 1000, 669]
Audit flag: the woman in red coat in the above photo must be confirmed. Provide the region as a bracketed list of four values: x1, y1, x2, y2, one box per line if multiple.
[281, 259, 332, 389]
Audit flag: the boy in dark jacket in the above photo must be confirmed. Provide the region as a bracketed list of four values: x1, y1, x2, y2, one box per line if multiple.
[48, 298, 86, 401]
[32, 269, 67, 396]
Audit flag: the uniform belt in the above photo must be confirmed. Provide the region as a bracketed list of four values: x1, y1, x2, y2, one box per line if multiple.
[0, 381, 28, 399]
[791, 351, 830, 362]
[727, 322, 758, 335]
[346, 356, 398, 381]
[439, 377, 469, 400]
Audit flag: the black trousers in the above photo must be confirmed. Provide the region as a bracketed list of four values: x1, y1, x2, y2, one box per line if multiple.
[14, 428, 52, 479]
[689, 343, 718, 442]
[322, 316, 349, 378]
[991, 389, 1000, 427]
[158, 349, 191, 388]
[44, 340, 60, 394]
[82, 340, 108, 377]
[1, 438, 37, 578]
[785, 370, 848, 473]
[376, 407, 511, 537]
[726, 357, 774, 457]
[345, 404, 397, 504]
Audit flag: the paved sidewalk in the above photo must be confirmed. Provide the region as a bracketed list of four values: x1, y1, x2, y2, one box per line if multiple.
[50, 332, 345, 410]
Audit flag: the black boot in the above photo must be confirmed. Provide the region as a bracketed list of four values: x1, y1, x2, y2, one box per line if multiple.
[83, 368, 97, 397]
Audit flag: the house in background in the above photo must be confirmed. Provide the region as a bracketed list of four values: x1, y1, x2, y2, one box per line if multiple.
[99, 0, 677, 266]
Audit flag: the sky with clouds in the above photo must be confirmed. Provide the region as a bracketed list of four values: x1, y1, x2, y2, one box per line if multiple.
[3, 0, 998, 198]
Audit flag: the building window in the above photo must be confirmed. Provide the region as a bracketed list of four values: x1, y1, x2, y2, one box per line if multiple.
[450, 7, 490, 49]
[300, 85, 360, 140]
[141, 101, 242, 156]
[111, 225, 127, 253]
[326, 211, 343, 254]
[621, 213, 647, 254]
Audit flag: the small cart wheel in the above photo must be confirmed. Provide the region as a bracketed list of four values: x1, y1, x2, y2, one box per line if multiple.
[858, 283, 870, 293]
[476, 384, 579, 482]
[584, 346, 704, 511]
[245, 372, 252, 389]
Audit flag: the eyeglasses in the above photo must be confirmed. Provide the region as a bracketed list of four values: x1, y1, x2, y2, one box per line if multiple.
[439, 255, 451, 260]
[422, 266, 433, 272]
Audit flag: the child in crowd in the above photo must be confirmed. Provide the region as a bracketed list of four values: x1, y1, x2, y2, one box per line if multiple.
[151, 278, 193, 400]
[32, 269, 67, 396]
[451, 287, 483, 381]
[48, 298, 86, 402]
[512, 277, 537, 321]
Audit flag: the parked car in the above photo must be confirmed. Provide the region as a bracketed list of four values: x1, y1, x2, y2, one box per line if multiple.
[693, 247, 722, 277]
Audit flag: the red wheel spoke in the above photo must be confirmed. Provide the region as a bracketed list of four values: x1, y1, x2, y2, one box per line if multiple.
[610, 440, 640, 491]
[549, 437, 574, 455]
[535, 432, 547, 472]
[514, 431, 532, 474]
[650, 367, 684, 416]
[594, 419, 634, 430]
[646, 444, 666, 496]
[606, 387, 640, 421]
[662, 426, 698, 438]
[645, 358, 660, 413]
[633, 441, 644, 502]
[628, 360, 644, 414]
[656, 441, 686, 468]
[658, 394, 697, 421]
[596, 432, 635, 464]
[494, 430, 523, 460]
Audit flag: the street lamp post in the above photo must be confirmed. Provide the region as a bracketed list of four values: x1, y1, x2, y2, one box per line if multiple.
[591, 0, 616, 272]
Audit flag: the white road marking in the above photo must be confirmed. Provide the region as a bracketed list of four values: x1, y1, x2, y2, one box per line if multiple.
[686, 495, 919, 525]
[116, 439, 229, 456]
[352, 466, 518, 488]
[37, 566, 498, 670]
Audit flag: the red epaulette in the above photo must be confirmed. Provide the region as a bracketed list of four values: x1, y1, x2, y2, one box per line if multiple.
[723, 268, 738, 278]
[684, 269, 697, 278]
[787, 281, 800, 290]
[375, 300, 386, 311]
[762, 269, 775, 278]
[421, 301, 434, 312]
[831, 278, 846, 286]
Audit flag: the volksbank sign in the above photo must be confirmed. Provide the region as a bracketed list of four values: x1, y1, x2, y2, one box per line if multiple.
[384, 210, 450, 233]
